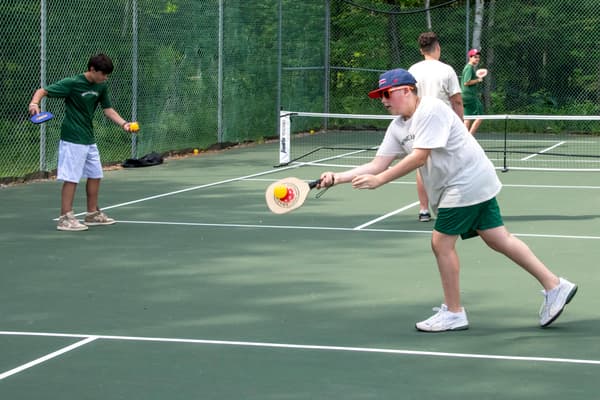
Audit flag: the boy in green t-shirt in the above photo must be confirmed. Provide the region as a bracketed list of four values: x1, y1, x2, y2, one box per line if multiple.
[29, 53, 136, 231]
[461, 48, 485, 135]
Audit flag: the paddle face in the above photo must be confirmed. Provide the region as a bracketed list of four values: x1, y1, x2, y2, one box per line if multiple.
[30, 111, 54, 124]
[265, 177, 320, 214]
[476, 68, 488, 78]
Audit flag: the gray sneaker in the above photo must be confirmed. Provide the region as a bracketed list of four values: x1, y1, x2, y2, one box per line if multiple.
[416, 304, 469, 332]
[84, 210, 116, 226]
[57, 211, 88, 231]
[539, 277, 577, 327]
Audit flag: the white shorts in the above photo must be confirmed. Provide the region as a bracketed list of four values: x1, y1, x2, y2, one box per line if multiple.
[57, 140, 103, 182]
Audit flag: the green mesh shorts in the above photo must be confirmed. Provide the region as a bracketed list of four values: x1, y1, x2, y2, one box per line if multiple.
[463, 98, 484, 116]
[434, 197, 504, 239]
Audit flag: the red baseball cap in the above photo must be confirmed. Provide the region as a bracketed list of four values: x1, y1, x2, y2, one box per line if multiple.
[468, 48, 481, 57]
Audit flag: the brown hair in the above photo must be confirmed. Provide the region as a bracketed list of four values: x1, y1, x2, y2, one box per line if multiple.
[87, 53, 114, 74]
[417, 31, 439, 54]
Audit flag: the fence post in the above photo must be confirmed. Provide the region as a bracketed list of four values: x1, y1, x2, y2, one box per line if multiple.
[323, 0, 330, 131]
[217, 0, 224, 144]
[131, 0, 138, 158]
[39, 0, 48, 173]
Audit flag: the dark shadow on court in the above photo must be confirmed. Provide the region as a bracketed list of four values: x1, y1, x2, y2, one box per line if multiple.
[2, 146, 599, 400]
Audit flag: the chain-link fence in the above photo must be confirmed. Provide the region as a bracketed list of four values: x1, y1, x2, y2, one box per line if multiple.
[1, 0, 279, 182]
[2, 0, 599, 181]
[283, 0, 600, 116]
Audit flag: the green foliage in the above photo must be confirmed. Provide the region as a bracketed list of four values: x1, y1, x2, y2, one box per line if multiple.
[2, 0, 600, 179]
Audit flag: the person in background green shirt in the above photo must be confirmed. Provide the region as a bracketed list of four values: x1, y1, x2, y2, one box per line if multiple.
[29, 53, 136, 231]
[461, 48, 485, 135]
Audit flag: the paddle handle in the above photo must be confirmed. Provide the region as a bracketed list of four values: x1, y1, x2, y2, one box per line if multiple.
[308, 179, 322, 189]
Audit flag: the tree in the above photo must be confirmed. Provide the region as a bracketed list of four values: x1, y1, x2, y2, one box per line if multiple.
[471, 0, 484, 50]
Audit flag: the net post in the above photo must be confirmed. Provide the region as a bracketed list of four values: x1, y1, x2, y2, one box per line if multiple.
[39, 0, 48, 174]
[131, 0, 138, 159]
[279, 111, 291, 165]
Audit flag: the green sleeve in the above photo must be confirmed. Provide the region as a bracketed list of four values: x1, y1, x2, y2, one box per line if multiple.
[45, 76, 76, 98]
[461, 65, 474, 86]
[98, 84, 112, 109]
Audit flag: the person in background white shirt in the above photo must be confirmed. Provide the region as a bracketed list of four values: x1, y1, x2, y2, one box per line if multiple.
[408, 32, 463, 222]
[317, 68, 577, 332]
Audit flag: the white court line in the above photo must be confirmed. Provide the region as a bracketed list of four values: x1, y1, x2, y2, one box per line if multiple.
[247, 178, 600, 190]
[78, 164, 303, 216]
[503, 183, 600, 189]
[64, 151, 598, 230]
[67, 149, 374, 218]
[478, 138, 597, 143]
[0, 336, 98, 380]
[246, 177, 416, 186]
[86, 166, 599, 240]
[87, 152, 598, 219]
[1, 331, 599, 367]
[243, 181, 423, 231]
[113, 220, 600, 240]
[301, 162, 362, 169]
[521, 141, 566, 161]
[353, 201, 420, 230]
[499, 166, 600, 172]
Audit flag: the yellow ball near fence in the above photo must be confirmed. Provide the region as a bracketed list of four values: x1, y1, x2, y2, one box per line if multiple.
[130, 122, 139, 132]
[193, 148, 199, 155]
[309, 129, 315, 134]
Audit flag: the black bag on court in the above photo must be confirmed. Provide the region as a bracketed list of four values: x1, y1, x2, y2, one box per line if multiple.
[122, 152, 164, 168]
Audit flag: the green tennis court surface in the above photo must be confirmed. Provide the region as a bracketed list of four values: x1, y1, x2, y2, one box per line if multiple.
[1, 141, 599, 399]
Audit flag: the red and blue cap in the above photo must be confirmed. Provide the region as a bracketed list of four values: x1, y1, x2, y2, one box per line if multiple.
[368, 68, 417, 99]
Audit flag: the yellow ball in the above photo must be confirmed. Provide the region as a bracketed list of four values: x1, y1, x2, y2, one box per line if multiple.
[309, 129, 315, 134]
[130, 122, 139, 132]
[193, 148, 199, 155]
[273, 185, 288, 199]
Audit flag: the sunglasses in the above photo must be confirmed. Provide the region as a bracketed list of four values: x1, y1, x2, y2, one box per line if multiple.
[381, 85, 412, 99]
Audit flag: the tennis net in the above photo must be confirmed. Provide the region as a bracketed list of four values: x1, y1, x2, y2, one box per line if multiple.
[278, 111, 600, 171]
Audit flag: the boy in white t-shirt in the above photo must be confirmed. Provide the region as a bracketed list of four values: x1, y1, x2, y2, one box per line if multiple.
[317, 68, 577, 332]
[408, 32, 463, 118]
[408, 31, 463, 222]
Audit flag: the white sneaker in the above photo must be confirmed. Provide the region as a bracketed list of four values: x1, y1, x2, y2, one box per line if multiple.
[539, 277, 577, 327]
[57, 211, 88, 231]
[416, 304, 469, 332]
